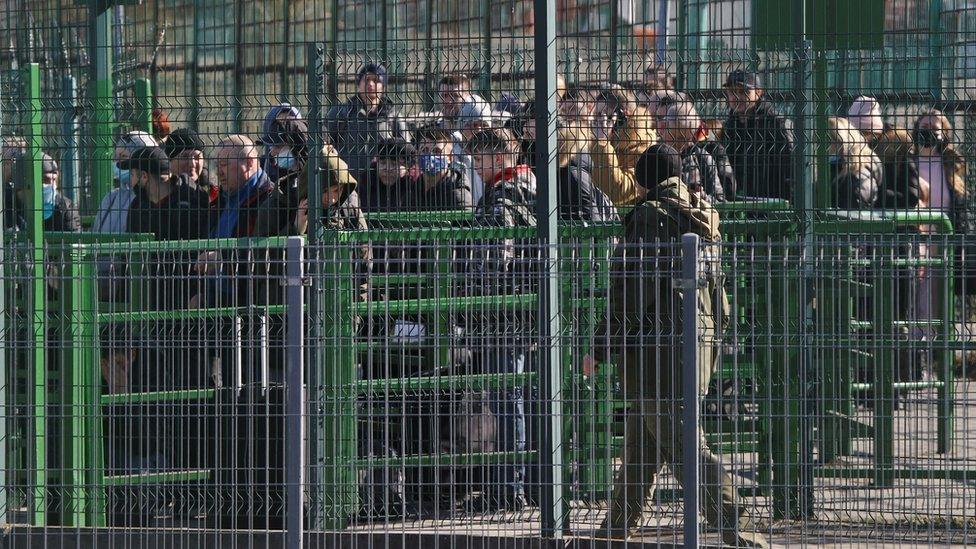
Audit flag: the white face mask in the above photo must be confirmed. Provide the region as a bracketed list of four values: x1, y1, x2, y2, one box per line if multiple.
[275, 147, 295, 171]
[42, 183, 57, 220]
[113, 164, 131, 187]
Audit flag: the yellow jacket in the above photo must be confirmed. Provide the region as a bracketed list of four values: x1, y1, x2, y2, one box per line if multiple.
[589, 106, 658, 206]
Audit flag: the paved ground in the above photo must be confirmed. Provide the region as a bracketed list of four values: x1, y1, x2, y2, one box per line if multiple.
[342, 381, 976, 546]
[5, 382, 975, 546]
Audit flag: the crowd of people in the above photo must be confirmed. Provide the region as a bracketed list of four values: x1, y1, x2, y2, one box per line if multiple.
[6, 64, 966, 246]
[0, 61, 970, 533]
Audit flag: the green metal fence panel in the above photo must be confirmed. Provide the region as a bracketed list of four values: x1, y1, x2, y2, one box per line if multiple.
[3, 0, 976, 546]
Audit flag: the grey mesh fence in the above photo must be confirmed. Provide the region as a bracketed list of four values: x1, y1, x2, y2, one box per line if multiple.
[1, 1, 976, 548]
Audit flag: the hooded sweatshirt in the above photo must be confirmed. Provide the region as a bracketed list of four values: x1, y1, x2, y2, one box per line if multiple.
[260, 104, 304, 182]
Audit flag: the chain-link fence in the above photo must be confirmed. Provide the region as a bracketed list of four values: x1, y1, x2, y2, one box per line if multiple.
[1, 0, 976, 547]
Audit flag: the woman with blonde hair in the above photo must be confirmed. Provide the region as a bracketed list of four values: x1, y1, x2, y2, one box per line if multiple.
[827, 116, 882, 208]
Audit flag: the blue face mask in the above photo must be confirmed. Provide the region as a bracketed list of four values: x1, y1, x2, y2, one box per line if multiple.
[828, 154, 843, 165]
[275, 148, 295, 171]
[419, 154, 449, 176]
[42, 184, 56, 220]
[113, 164, 131, 188]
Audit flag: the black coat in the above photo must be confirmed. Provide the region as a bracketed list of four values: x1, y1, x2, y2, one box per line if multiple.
[327, 95, 410, 176]
[557, 153, 618, 223]
[415, 167, 473, 212]
[4, 189, 81, 233]
[357, 170, 417, 213]
[697, 139, 737, 200]
[127, 174, 213, 241]
[126, 175, 214, 310]
[722, 100, 795, 200]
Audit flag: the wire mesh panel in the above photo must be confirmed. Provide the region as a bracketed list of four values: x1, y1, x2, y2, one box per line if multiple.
[1, 0, 976, 547]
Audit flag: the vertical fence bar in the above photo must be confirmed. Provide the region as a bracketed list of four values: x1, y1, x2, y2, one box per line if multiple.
[479, 0, 492, 97]
[0, 69, 6, 528]
[380, 0, 389, 65]
[609, 0, 619, 82]
[133, 77, 152, 134]
[422, 0, 434, 111]
[305, 41, 325, 529]
[78, 248, 105, 527]
[813, 54, 829, 209]
[928, 0, 943, 99]
[281, 0, 292, 101]
[285, 236, 306, 549]
[88, 3, 114, 215]
[874, 253, 895, 487]
[654, 0, 670, 67]
[675, 0, 687, 89]
[231, 0, 244, 133]
[189, 0, 200, 130]
[681, 233, 701, 549]
[23, 62, 46, 526]
[61, 75, 80, 202]
[66, 244, 97, 527]
[326, 0, 339, 107]
[534, 0, 565, 537]
[792, 0, 816, 519]
[319, 237, 357, 529]
[938, 234, 955, 454]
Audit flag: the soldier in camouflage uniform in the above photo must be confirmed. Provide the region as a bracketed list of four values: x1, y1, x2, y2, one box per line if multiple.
[594, 144, 768, 548]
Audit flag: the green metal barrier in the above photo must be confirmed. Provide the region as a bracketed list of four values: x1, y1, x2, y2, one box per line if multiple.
[31, 203, 967, 528]
[345, 203, 800, 517]
[317, 223, 541, 527]
[46, 235, 291, 527]
[1, 63, 51, 525]
[814, 210, 959, 488]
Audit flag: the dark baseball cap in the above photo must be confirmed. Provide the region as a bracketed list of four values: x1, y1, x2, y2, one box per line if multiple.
[723, 69, 761, 90]
[165, 128, 206, 157]
[375, 138, 415, 161]
[41, 153, 58, 175]
[117, 146, 170, 176]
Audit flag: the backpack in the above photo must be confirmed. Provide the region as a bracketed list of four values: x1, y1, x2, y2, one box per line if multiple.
[623, 187, 729, 330]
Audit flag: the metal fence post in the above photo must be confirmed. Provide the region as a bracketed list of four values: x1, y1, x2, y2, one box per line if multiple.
[534, 0, 565, 537]
[326, 0, 339, 107]
[285, 236, 306, 549]
[655, 0, 670, 67]
[134, 77, 152, 134]
[61, 75, 80, 203]
[792, 0, 816, 520]
[609, 0, 619, 82]
[0, 68, 7, 528]
[305, 41, 325, 529]
[23, 63, 47, 526]
[88, 2, 114, 215]
[681, 233, 701, 549]
[928, 0, 943, 99]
